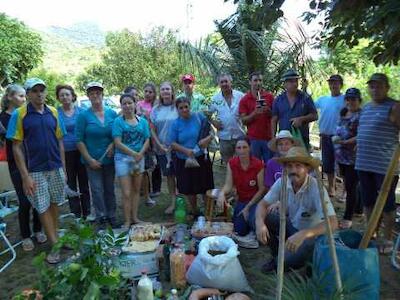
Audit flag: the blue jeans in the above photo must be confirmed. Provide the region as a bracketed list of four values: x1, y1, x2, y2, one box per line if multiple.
[233, 202, 258, 236]
[265, 213, 316, 270]
[86, 164, 116, 220]
[249, 139, 272, 162]
[320, 134, 335, 174]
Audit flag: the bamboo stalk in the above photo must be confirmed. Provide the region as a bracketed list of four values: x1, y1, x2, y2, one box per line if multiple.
[315, 168, 343, 294]
[276, 168, 288, 300]
[359, 144, 400, 249]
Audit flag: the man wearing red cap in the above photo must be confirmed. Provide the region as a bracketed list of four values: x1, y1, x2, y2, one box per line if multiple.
[177, 74, 206, 112]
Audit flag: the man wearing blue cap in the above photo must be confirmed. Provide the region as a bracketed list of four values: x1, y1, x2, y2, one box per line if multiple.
[7, 78, 66, 264]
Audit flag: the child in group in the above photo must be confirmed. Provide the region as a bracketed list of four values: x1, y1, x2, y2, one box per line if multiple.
[113, 94, 151, 227]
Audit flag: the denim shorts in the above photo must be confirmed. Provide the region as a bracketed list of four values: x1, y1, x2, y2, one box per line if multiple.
[115, 153, 145, 177]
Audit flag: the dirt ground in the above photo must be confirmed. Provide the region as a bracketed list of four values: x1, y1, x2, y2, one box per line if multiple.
[0, 161, 399, 299]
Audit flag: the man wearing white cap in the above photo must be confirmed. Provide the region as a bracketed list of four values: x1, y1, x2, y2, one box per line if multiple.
[264, 130, 299, 191]
[7, 78, 67, 264]
[255, 147, 337, 272]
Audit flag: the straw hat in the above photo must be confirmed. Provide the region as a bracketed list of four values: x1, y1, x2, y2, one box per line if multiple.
[268, 130, 300, 153]
[274, 146, 320, 169]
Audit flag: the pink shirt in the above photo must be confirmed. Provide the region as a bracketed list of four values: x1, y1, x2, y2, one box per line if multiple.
[136, 100, 153, 119]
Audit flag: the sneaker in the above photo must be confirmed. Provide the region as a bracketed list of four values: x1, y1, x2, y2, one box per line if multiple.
[150, 191, 161, 198]
[145, 198, 156, 207]
[22, 238, 34, 251]
[232, 232, 259, 249]
[86, 213, 96, 222]
[34, 232, 47, 244]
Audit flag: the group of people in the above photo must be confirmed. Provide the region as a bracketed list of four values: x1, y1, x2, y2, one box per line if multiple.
[0, 69, 399, 270]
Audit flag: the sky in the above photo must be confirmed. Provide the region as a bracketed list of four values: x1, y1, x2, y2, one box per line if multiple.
[0, 0, 316, 41]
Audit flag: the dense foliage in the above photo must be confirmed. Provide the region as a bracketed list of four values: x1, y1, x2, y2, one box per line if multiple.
[179, 0, 315, 93]
[76, 27, 188, 95]
[0, 14, 43, 87]
[304, 0, 400, 65]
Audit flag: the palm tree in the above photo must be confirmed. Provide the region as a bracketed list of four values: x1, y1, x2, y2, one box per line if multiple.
[179, 0, 316, 93]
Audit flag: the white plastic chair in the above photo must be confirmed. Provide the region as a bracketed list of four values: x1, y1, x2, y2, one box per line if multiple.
[0, 222, 16, 273]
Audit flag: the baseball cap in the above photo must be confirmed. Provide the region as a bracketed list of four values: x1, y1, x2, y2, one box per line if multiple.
[24, 78, 46, 91]
[181, 74, 195, 83]
[327, 74, 343, 83]
[281, 69, 300, 81]
[86, 81, 104, 91]
[344, 88, 361, 99]
[268, 130, 300, 152]
[366, 73, 389, 85]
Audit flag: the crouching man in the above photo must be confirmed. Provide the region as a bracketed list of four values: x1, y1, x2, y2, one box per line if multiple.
[255, 147, 338, 273]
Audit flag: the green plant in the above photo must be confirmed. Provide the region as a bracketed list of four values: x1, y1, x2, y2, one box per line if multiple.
[179, 1, 317, 93]
[15, 221, 130, 300]
[264, 264, 370, 300]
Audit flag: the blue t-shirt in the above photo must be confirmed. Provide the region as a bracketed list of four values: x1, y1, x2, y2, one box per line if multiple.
[315, 95, 345, 135]
[75, 107, 117, 165]
[168, 113, 205, 159]
[112, 115, 150, 153]
[58, 106, 83, 152]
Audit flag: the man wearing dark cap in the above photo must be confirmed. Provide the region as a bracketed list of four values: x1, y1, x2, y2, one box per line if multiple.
[355, 73, 400, 254]
[177, 74, 206, 112]
[315, 74, 345, 197]
[271, 69, 318, 150]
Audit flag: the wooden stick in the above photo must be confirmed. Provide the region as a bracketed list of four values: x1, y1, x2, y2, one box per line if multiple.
[276, 168, 288, 300]
[315, 168, 343, 294]
[359, 144, 400, 249]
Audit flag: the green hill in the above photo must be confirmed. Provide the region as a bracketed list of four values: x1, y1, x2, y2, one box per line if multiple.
[36, 22, 104, 79]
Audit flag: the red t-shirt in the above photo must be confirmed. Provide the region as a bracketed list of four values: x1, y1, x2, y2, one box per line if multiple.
[229, 156, 264, 203]
[239, 90, 274, 140]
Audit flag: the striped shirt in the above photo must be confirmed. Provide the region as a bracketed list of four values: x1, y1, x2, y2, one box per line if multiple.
[355, 98, 399, 175]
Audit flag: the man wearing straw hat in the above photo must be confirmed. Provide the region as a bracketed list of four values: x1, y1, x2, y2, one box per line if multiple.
[255, 146, 338, 272]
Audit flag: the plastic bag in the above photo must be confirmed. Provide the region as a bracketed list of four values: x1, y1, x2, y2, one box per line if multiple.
[313, 230, 379, 300]
[185, 157, 200, 168]
[290, 126, 307, 150]
[186, 236, 252, 293]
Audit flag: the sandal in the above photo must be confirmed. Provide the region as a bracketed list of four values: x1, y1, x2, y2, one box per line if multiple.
[339, 220, 352, 229]
[46, 251, 61, 264]
[22, 238, 35, 251]
[34, 232, 47, 244]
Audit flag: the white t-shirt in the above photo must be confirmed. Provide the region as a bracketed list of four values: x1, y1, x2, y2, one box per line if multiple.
[263, 175, 336, 230]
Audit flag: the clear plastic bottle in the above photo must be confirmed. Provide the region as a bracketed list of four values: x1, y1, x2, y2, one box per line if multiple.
[170, 244, 187, 289]
[167, 289, 179, 300]
[137, 271, 154, 300]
